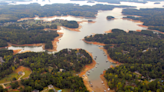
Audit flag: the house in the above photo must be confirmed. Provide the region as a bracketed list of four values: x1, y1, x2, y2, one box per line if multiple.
[32, 89, 39, 92]
[59, 69, 65, 72]
[0, 57, 5, 63]
[18, 71, 23, 75]
[48, 84, 54, 89]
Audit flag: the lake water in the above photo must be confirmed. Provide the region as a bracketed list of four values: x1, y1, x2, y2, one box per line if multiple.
[7, 8, 146, 91]
[5, 1, 163, 91]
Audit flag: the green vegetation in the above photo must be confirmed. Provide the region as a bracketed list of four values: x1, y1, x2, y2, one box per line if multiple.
[106, 16, 114, 20]
[0, 4, 131, 23]
[0, 49, 92, 91]
[0, 72, 21, 83]
[0, 86, 7, 92]
[122, 8, 164, 32]
[85, 29, 164, 91]
[0, 24, 59, 49]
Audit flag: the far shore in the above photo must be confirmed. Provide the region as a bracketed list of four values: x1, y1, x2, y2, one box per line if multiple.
[78, 49, 96, 92]
[17, 15, 96, 22]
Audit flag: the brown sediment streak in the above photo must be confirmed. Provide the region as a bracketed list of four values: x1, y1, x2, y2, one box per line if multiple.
[20, 50, 31, 54]
[82, 39, 106, 46]
[105, 30, 112, 33]
[136, 30, 142, 32]
[138, 24, 148, 28]
[13, 49, 22, 55]
[78, 50, 96, 92]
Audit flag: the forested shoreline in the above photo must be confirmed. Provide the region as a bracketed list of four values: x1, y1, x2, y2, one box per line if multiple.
[85, 29, 164, 91]
[122, 8, 164, 32]
[0, 49, 93, 92]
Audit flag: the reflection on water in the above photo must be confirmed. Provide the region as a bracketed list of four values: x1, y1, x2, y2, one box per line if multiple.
[8, 45, 45, 53]
[34, 15, 88, 22]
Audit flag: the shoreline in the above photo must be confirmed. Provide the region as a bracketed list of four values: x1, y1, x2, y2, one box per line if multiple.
[82, 39, 106, 46]
[82, 39, 121, 65]
[7, 32, 63, 54]
[105, 30, 112, 33]
[137, 24, 148, 28]
[45, 32, 63, 52]
[62, 25, 82, 32]
[122, 18, 149, 29]
[99, 47, 121, 66]
[100, 70, 115, 92]
[122, 18, 144, 24]
[78, 50, 96, 92]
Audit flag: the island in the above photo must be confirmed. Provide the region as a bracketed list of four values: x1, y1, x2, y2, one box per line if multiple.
[84, 29, 164, 92]
[106, 16, 115, 20]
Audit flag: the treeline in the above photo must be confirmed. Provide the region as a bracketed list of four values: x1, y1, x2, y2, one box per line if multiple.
[122, 8, 164, 32]
[0, 49, 92, 91]
[85, 29, 164, 91]
[0, 4, 131, 23]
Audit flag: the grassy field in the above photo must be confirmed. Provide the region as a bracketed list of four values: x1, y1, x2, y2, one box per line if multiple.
[0, 72, 21, 84]
[18, 66, 32, 79]
[0, 66, 32, 83]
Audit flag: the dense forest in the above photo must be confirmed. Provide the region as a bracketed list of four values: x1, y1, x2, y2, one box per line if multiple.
[0, 4, 131, 23]
[106, 16, 114, 20]
[85, 29, 164, 91]
[0, 49, 92, 91]
[122, 8, 164, 32]
[0, 19, 79, 49]
[0, 24, 59, 49]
